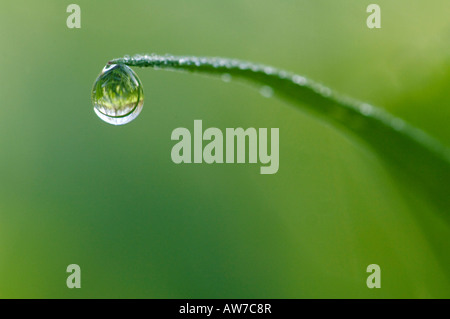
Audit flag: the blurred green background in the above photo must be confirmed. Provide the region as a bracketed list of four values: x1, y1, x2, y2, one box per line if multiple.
[0, 0, 449, 298]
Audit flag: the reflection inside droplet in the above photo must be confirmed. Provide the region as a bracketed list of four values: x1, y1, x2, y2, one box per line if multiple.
[91, 64, 144, 125]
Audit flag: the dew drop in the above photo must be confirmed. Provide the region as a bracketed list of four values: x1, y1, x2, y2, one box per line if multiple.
[293, 75, 307, 85]
[221, 73, 232, 82]
[92, 64, 144, 125]
[264, 67, 275, 75]
[278, 71, 288, 79]
[391, 118, 405, 131]
[260, 85, 274, 98]
[360, 103, 373, 116]
[251, 65, 260, 72]
[238, 63, 249, 70]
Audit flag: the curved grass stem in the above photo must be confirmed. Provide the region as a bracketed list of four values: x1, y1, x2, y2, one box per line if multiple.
[109, 54, 450, 214]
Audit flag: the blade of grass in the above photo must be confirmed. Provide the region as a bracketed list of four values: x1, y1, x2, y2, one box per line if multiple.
[109, 54, 450, 215]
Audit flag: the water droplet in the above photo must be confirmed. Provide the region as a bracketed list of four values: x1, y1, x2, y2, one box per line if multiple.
[293, 75, 307, 85]
[260, 85, 274, 98]
[360, 103, 373, 116]
[238, 63, 249, 70]
[391, 118, 405, 131]
[278, 71, 288, 79]
[251, 65, 260, 72]
[221, 73, 232, 82]
[264, 67, 275, 75]
[92, 64, 144, 125]
[315, 84, 332, 97]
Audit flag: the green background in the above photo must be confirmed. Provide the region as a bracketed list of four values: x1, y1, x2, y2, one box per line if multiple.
[0, 0, 449, 298]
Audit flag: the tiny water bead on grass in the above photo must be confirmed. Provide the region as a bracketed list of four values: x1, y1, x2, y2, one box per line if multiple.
[91, 63, 144, 125]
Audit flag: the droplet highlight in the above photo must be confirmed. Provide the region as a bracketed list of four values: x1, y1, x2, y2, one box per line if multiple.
[92, 64, 144, 125]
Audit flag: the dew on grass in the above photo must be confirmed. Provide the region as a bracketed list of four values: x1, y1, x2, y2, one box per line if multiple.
[221, 73, 232, 82]
[260, 85, 274, 98]
[91, 64, 144, 125]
